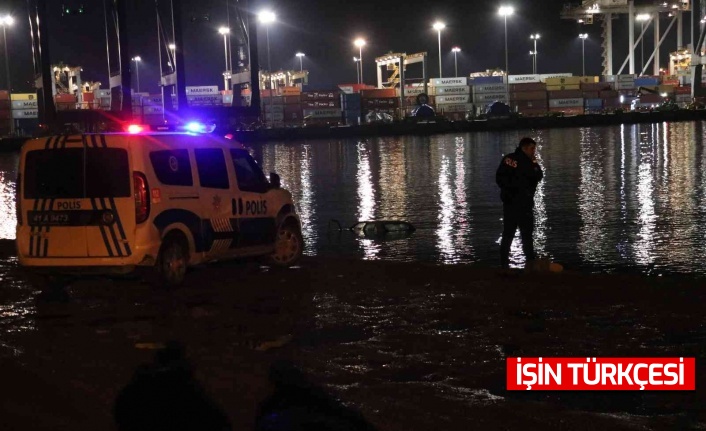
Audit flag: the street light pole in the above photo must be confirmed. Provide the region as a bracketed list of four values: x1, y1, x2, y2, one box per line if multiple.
[259, 10, 276, 127]
[579, 34, 588, 76]
[530, 34, 540, 74]
[218, 27, 230, 91]
[636, 14, 650, 75]
[1, 16, 14, 134]
[499, 6, 514, 75]
[132, 56, 141, 93]
[433, 22, 445, 78]
[353, 57, 360, 84]
[354, 39, 366, 84]
[452, 47, 461, 77]
[296, 52, 305, 72]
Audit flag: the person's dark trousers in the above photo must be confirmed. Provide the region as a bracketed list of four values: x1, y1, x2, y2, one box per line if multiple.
[500, 203, 536, 268]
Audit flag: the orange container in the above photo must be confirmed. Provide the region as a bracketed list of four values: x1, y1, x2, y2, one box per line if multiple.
[0, 90, 9, 100]
[360, 88, 397, 99]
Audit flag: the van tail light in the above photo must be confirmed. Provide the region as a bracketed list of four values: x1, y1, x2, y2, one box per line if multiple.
[133, 171, 150, 224]
[16, 173, 22, 226]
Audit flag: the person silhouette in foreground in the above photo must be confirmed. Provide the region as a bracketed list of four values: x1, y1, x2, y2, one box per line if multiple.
[114, 342, 231, 431]
[412, 93, 435, 118]
[496, 137, 544, 269]
[255, 360, 379, 431]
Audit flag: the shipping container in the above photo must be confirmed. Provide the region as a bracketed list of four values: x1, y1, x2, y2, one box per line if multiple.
[10, 93, 36, 101]
[472, 93, 508, 103]
[584, 98, 603, 108]
[599, 90, 619, 98]
[510, 91, 547, 101]
[303, 108, 342, 118]
[430, 77, 468, 87]
[507, 74, 541, 84]
[548, 98, 584, 108]
[580, 82, 613, 91]
[436, 95, 471, 104]
[546, 85, 580, 92]
[581, 91, 600, 99]
[284, 105, 303, 122]
[302, 100, 341, 109]
[545, 76, 582, 86]
[11, 100, 38, 110]
[263, 104, 285, 114]
[511, 99, 547, 109]
[676, 86, 691, 94]
[0, 90, 9, 100]
[438, 103, 473, 113]
[509, 82, 546, 92]
[262, 96, 285, 106]
[361, 98, 399, 108]
[548, 89, 582, 99]
[468, 76, 505, 85]
[396, 87, 427, 97]
[578, 76, 599, 83]
[539, 73, 572, 82]
[473, 84, 508, 94]
[432, 85, 470, 95]
[360, 88, 396, 98]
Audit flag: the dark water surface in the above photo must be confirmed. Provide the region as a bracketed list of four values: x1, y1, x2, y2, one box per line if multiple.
[2, 122, 706, 275]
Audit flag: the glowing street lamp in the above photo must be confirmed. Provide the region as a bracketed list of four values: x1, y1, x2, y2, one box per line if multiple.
[499, 6, 514, 75]
[131, 56, 141, 93]
[354, 38, 366, 84]
[0, 15, 14, 134]
[218, 27, 231, 91]
[433, 22, 445, 78]
[579, 33, 588, 76]
[530, 33, 540, 74]
[295, 52, 305, 72]
[451, 47, 461, 77]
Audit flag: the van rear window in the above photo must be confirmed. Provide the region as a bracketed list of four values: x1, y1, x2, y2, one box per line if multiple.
[24, 148, 130, 199]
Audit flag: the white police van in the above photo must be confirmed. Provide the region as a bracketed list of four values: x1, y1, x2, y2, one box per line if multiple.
[16, 123, 303, 286]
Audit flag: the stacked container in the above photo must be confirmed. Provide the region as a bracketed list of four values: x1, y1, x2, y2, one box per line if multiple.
[341, 92, 362, 125]
[580, 80, 612, 113]
[262, 95, 285, 127]
[283, 90, 303, 127]
[605, 75, 636, 110]
[508, 75, 546, 117]
[360, 88, 397, 121]
[430, 77, 471, 120]
[472, 79, 508, 113]
[397, 84, 428, 116]
[94, 89, 111, 110]
[301, 90, 341, 126]
[0, 90, 10, 134]
[55, 93, 77, 111]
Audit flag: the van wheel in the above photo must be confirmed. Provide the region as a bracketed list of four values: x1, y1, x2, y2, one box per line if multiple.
[269, 221, 303, 267]
[156, 236, 189, 287]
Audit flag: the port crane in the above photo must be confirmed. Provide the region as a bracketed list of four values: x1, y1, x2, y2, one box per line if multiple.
[560, 0, 706, 97]
[26, 0, 261, 131]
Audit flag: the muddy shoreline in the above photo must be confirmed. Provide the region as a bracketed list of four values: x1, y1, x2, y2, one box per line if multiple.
[0, 255, 704, 430]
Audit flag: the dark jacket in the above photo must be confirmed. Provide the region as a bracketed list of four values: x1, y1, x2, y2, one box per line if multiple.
[496, 147, 543, 207]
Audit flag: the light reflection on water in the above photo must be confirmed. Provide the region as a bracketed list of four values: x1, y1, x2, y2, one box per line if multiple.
[2, 122, 706, 275]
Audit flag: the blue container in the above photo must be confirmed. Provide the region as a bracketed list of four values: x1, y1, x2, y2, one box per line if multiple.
[469, 76, 504, 85]
[585, 98, 603, 108]
[634, 77, 660, 87]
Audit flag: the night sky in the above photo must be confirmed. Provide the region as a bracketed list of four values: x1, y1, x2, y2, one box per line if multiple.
[0, 0, 693, 94]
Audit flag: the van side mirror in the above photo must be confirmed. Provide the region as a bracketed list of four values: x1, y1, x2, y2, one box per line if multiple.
[270, 172, 281, 189]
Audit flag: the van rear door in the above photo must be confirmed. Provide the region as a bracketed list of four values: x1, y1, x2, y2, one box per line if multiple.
[20, 136, 133, 258]
[83, 136, 134, 258]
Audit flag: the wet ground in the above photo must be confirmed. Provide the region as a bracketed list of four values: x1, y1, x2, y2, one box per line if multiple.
[0, 240, 705, 430]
